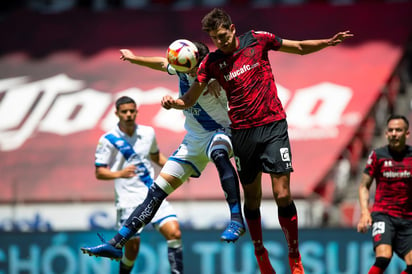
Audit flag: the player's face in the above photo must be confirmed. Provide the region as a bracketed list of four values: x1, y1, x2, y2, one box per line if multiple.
[385, 118, 409, 151]
[116, 103, 138, 127]
[208, 24, 236, 54]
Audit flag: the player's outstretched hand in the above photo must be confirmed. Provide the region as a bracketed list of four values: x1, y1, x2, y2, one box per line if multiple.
[120, 49, 134, 61]
[161, 95, 175, 110]
[328, 31, 354, 46]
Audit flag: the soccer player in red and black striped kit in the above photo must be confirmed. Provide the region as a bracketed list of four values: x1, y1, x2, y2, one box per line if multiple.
[161, 8, 353, 274]
[357, 114, 412, 274]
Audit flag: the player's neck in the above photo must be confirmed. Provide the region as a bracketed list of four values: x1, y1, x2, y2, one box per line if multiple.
[119, 124, 135, 137]
[389, 144, 406, 154]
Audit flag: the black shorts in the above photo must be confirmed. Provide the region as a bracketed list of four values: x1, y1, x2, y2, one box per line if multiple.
[371, 212, 412, 258]
[231, 119, 293, 185]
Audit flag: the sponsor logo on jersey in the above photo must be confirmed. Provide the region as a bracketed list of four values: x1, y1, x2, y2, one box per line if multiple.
[382, 170, 411, 178]
[223, 62, 260, 81]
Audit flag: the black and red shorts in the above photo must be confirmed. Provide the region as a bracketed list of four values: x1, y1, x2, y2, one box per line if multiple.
[371, 212, 412, 258]
[231, 119, 293, 185]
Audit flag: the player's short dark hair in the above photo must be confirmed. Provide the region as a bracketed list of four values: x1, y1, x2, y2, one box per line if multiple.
[387, 114, 409, 128]
[192, 41, 209, 64]
[201, 8, 232, 33]
[115, 96, 136, 110]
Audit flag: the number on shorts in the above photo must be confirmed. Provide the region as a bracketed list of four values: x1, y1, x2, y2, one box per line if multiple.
[372, 221, 385, 237]
[234, 156, 241, 171]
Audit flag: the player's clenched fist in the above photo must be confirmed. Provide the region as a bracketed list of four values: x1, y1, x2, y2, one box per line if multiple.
[161, 95, 175, 109]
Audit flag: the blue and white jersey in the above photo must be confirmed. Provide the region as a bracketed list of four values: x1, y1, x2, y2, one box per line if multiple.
[167, 65, 231, 135]
[95, 124, 158, 209]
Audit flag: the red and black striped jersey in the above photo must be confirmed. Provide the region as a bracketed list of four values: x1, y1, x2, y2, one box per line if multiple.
[197, 30, 286, 130]
[364, 145, 412, 219]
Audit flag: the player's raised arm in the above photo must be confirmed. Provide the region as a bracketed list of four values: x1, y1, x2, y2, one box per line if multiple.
[120, 49, 169, 72]
[161, 81, 207, 110]
[279, 30, 354, 55]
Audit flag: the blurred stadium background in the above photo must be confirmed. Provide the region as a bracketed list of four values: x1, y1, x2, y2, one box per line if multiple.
[0, 0, 411, 273]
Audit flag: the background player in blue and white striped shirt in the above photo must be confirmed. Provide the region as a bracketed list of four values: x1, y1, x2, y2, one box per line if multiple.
[90, 96, 183, 274]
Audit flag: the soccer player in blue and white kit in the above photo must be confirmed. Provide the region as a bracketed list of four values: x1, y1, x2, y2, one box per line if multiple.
[118, 41, 245, 240]
[81, 42, 245, 261]
[87, 96, 183, 274]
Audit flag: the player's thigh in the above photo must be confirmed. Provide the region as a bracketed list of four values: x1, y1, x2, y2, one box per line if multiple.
[371, 212, 395, 256]
[167, 137, 209, 179]
[241, 172, 263, 210]
[160, 161, 193, 188]
[231, 128, 260, 185]
[393, 217, 412, 260]
[260, 120, 293, 174]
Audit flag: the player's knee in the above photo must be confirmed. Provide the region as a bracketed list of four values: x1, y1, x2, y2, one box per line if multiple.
[275, 195, 292, 207]
[212, 149, 236, 179]
[174, 229, 182, 240]
[374, 257, 391, 270]
[166, 226, 182, 240]
[211, 148, 229, 162]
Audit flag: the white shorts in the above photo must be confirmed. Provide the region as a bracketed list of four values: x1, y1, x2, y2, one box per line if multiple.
[116, 199, 178, 235]
[163, 128, 233, 180]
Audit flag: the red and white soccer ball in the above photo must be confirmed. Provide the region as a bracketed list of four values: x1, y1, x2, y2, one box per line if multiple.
[166, 39, 199, 73]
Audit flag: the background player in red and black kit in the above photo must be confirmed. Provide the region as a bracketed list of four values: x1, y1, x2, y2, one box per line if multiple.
[357, 114, 412, 274]
[161, 7, 353, 274]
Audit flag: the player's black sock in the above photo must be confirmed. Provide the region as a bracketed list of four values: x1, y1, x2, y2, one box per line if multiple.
[278, 201, 297, 218]
[211, 149, 244, 224]
[110, 183, 168, 248]
[168, 240, 183, 274]
[244, 207, 260, 219]
[374, 257, 390, 270]
[119, 261, 133, 274]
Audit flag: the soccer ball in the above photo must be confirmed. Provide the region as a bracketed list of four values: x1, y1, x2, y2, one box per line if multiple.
[166, 39, 199, 73]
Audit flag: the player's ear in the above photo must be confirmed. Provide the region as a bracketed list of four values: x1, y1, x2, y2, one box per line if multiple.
[230, 24, 236, 34]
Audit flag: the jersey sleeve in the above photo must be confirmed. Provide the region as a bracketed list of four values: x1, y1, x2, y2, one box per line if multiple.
[148, 127, 160, 155]
[167, 64, 177, 75]
[364, 150, 377, 177]
[196, 55, 211, 84]
[253, 30, 282, 51]
[95, 135, 114, 167]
